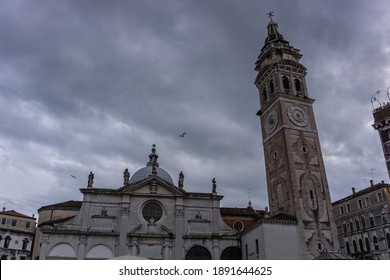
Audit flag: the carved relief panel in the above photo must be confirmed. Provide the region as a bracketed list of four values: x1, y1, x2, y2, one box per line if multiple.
[299, 172, 325, 219]
[291, 135, 319, 165]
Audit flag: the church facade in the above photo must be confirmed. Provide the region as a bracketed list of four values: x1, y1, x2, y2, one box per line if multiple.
[38, 145, 242, 260]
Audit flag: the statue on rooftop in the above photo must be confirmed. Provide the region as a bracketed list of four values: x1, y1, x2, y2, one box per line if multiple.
[212, 178, 217, 194]
[123, 168, 130, 185]
[178, 171, 184, 188]
[87, 171, 94, 188]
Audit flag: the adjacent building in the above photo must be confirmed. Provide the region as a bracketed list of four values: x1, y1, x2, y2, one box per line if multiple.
[332, 181, 390, 259]
[0, 209, 36, 260]
[241, 213, 300, 260]
[32, 200, 82, 260]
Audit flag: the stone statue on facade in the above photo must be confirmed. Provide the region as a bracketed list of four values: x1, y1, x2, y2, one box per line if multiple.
[87, 171, 94, 188]
[178, 171, 184, 188]
[123, 168, 130, 185]
[212, 178, 217, 194]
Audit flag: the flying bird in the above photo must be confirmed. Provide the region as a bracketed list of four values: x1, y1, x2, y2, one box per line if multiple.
[70, 175, 77, 179]
[180, 132, 187, 137]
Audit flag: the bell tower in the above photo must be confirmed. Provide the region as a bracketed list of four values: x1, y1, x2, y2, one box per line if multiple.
[372, 88, 390, 178]
[254, 14, 339, 259]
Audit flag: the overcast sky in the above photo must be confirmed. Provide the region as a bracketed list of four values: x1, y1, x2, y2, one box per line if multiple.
[1, 0, 390, 217]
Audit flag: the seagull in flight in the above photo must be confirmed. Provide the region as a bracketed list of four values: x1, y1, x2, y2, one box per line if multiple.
[180, 132, 187, 138]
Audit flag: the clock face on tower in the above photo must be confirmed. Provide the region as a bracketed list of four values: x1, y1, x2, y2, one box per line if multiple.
[265, 109, 278, 134]
[287, 105, 308, 127]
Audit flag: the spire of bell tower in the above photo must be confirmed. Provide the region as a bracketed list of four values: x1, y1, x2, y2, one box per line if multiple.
[263, 12, 288, 47]
[255, 14, 308, 111]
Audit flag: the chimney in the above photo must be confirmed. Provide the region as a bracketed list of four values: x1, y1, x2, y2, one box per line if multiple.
[370, 180, 374, 186]
[381, 180, 384, 184]
[352, 187, 356, 195]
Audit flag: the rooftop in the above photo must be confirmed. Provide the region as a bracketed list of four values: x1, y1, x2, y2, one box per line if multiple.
[0, 210, 36, 220]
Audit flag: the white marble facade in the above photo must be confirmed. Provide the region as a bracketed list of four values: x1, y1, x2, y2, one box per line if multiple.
[39, 146, 240, 260]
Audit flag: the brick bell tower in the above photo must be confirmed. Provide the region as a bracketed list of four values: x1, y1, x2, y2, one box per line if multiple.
[254, 14, 339, 259]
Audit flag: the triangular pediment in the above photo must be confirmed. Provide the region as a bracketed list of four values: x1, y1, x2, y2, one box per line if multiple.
[119, 175, 187, 197]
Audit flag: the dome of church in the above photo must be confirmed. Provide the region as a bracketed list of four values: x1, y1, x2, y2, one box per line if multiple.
[129, 165, 174, 185]
[129, 144, 174, 185]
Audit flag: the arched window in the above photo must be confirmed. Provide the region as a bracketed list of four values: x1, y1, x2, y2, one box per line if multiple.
[186, 246, 212, 260]
[261, 87, 267, 103]
[373, 236, 379, 250]
[369, 214, 375, 227]
[381, 209, 388, 224]
[349, 220, 354, 232]
[361, 216, 366, 229]
[343, 222, 347, 233]
[295, 79, 302, 92]
[345, 241, 351, 255]
[221, 246, 242, 260]
[365, 238, 370, 253]
[22, 238, 29, 251]
[355, 219, 360, 230]
[282, 76, 290, 91]
[386, 233, 390, 249]
[359, 239, 364, 253]
[4, 236, 11, 249]
[352, 240, 358, 254]
[269, 79, 275, 94]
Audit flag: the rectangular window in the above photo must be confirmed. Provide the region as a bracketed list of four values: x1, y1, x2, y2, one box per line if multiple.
[340, 206, 344, 215]
[255, 239, 259, 255]
[1, 218, 6, 225]
[25, 222, 31, 229]
[245, 244, 248, 260]
[365, 196, 370, 206]
[377, 192, 383, 202]
[11, 219, 17, 226]
[358, 199, 363, 209]
[346, 203, 351, 212]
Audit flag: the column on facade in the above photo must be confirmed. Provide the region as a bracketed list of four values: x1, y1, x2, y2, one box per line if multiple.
[118, 203, 130, 256]
[39, 233, 49, 260]
[77, 235, 87, 259]
[212, 239, 220, 260]
[174, 197, 184, 259]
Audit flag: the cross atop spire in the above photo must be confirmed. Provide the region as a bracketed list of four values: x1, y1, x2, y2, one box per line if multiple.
[148, 144, 159, 168]
[267, 11, 274, 21]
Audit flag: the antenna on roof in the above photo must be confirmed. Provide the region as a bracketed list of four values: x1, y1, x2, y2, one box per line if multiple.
[369, 168, 376, 182]
[2, 201, 10, 211]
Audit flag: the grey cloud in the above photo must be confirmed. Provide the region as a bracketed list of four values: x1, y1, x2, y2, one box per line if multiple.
[1, 0, 389, 216]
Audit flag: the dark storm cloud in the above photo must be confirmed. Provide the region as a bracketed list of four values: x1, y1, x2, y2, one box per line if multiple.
[1, 0, 390, 215]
